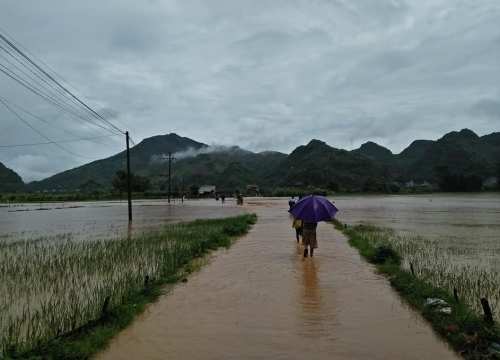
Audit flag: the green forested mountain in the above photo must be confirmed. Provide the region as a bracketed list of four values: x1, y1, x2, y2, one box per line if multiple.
[29, 134, 205, 191]
[0, 162, 24, 192]
[13, 128, 500, 193]
[269, 140, 385, 191]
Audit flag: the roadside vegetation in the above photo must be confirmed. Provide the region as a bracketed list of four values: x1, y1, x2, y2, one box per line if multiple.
[0, 213, 257, 359]
[336, 221, 500, 359]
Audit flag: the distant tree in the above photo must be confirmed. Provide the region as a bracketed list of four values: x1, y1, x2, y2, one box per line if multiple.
[112, 170, 151, 194]
[79, 179, 102, 193]
[434, 165, 482, 192]
[189, 185, 199, 197]
[327, 181, 339, 192]
[363, 177, 384, 192]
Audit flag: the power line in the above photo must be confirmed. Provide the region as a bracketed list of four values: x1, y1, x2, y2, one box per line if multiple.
[0, 42, 113, 129]
[0, 63, 122, 135]
[0, 25, 80, 102]
[0, 43, 83, 111]
[0, 95, 118, 147]
[0, 134, 119, 148]
[0, 97, 92, 159]
[0, 32, 125, 135]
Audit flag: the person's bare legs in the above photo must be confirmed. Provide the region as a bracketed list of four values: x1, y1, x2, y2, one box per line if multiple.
[310, 247, 314, 257]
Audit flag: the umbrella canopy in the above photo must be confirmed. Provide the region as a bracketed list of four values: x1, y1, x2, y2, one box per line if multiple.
[289, 195, 338, 222]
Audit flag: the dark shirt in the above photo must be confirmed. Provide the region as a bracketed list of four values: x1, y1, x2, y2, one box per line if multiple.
[303, 222, 317, 230]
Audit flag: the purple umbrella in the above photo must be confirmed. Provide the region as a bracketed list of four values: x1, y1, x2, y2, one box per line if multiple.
[289, 195, 338, 222]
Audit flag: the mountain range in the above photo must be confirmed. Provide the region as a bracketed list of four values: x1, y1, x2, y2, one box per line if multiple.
[1, 128, 499, 193]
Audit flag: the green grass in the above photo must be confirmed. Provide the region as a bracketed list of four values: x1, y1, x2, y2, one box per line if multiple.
[1, 213, 257, 360]
[334, 220, 500, 359]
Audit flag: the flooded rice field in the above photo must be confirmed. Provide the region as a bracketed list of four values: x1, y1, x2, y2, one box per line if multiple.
[335, 193, 500, 320]
[336, 193, 500, 248]
[0, 198, 245, 241]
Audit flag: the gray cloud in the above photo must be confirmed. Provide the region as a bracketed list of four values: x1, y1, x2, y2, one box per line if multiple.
[0, 0, 499, 182]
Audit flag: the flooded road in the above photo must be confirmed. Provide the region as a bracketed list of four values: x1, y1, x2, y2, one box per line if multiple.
[97, 199, 457, 360]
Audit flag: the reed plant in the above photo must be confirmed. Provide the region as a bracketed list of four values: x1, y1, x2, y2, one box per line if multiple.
[0, 214, 256, 358]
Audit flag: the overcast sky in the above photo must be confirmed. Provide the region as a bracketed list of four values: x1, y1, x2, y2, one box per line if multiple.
[1, 0, 499, 182]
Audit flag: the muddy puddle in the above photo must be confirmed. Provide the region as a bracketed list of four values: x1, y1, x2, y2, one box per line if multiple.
[97, 199, 457, 360]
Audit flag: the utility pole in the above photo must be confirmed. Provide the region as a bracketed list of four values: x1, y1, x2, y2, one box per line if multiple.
[126, 131, 132, 222]
[167, 152, 175, 203]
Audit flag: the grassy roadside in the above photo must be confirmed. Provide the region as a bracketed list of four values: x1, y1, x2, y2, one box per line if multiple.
[334, 220, 500, 359]
[3, 214, 257, 360]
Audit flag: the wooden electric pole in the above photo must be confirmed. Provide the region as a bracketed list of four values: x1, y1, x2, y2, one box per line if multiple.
[126, 131, 132, 222]
[167, 152, 175, 203]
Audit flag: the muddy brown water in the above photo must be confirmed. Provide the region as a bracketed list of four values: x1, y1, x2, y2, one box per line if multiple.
[0, 199, 245, 241]
[97, 199, 458, 360]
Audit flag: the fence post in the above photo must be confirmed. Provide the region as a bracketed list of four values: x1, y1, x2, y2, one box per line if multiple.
[102, 296, 110, 317]
[480, 298, 494, 324]
[410, 262, 415, 276]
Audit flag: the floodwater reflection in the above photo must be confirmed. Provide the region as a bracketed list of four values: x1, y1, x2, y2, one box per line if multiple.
[299, 258, 323, 338]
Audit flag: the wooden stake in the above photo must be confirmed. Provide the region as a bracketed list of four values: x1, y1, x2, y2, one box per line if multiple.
[480, 298, 494, 324]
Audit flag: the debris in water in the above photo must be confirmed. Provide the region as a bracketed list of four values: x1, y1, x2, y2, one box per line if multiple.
[424, 298, 448, 308]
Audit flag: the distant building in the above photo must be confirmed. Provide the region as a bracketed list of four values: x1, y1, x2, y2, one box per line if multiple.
[199, 185, 216, 195]
[405, 180, 435, 191]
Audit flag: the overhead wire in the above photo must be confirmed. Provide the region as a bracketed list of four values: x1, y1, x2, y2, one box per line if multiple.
[0, 97, 94, 159]
[0, 53, 102, 125]
[0, 95, 119, 147]
[0, 41, 117, 131]
[0, 63, 122, 135]
[0, 43, 83, 111]
[0, 134, 119, 149]
[0, 32, 125, 135]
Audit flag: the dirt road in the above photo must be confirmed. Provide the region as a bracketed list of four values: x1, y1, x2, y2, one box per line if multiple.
[97, 199, 458, 360]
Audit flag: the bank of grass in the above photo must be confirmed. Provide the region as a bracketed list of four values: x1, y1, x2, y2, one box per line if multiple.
[334, 220, 500, 359]
[2, 213, 257, 360]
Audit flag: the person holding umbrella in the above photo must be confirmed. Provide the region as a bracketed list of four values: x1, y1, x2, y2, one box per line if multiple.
[289, 195, 338, 258]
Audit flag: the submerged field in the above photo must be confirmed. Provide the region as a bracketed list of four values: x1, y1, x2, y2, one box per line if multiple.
[335, 194, 500, 318]
[346, 225, 500, 320]
[0, 213, 256, 358]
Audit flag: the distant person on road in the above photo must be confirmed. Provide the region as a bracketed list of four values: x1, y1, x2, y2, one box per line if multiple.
[237, 194, 244, 205]
[292, 217, 303, 243]
[221, 194, 226, 205]
[302, 221, 318, 258]
[288, 196, 296, 210]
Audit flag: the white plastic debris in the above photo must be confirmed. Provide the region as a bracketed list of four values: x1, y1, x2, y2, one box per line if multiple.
[438, 307, 452, 314]
[424, 298, 448, 307]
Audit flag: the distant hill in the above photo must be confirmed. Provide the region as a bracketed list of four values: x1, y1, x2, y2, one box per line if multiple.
[0, 162, 24, 192]
[271, 140, 385, 191]
[395, 130, 499, 183]
[14, 128, 500, 194]
[29, 133, 205, 191]
[352, 141, 393, 162]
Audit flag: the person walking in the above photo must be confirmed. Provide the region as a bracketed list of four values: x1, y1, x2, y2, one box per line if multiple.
[292, 217, 303, 243]
[288, 196, 296, 210]
[302, 221, 318, 258]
